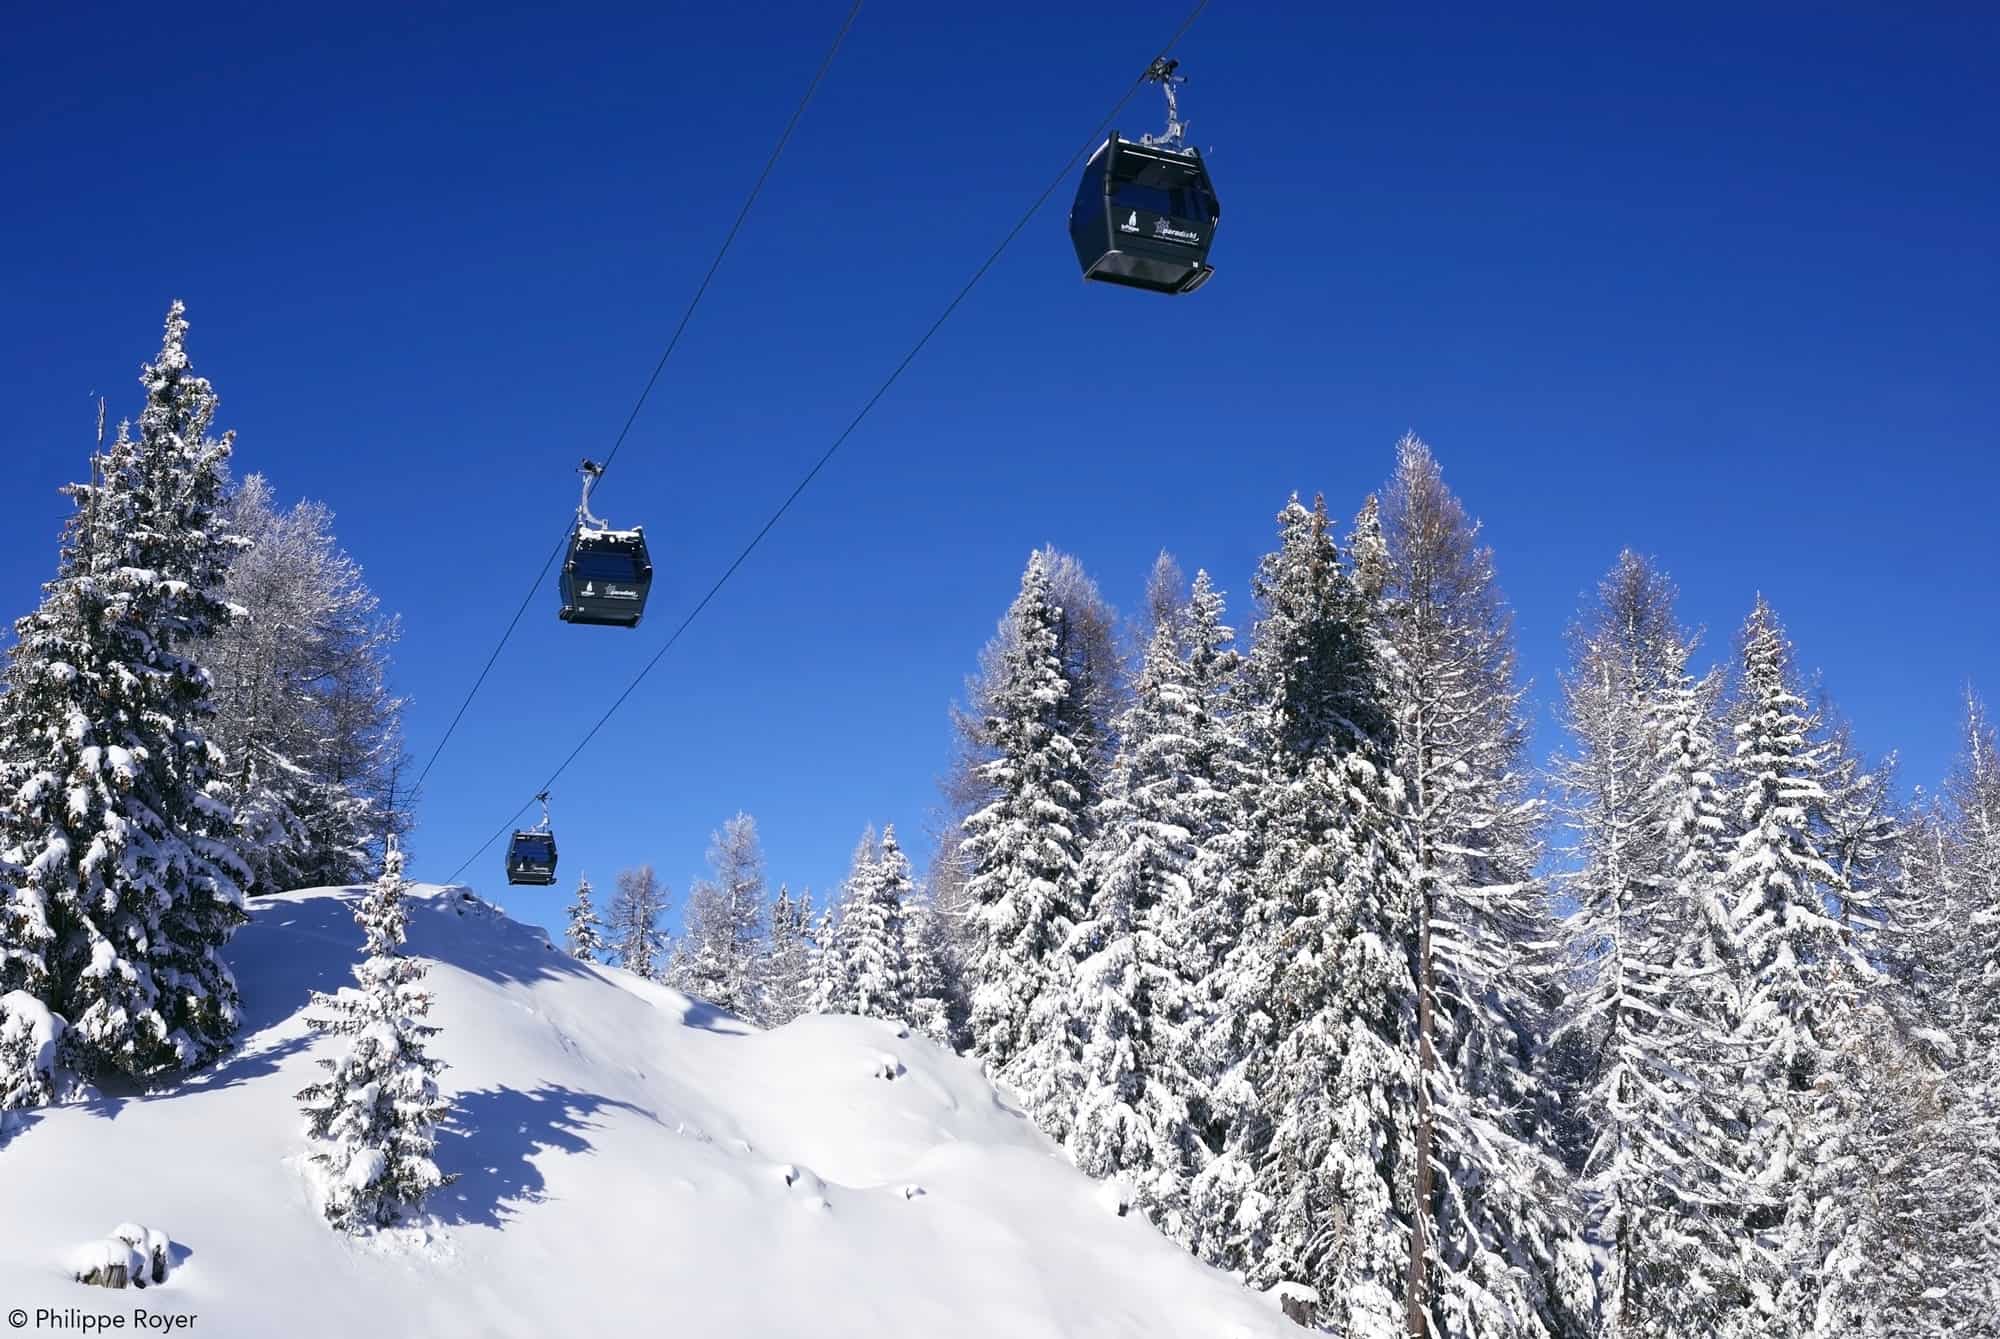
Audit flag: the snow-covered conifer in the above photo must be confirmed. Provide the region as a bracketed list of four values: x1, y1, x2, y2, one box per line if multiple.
[1034, 545, 1124, 785]
[680, 814, 768, 1018]
[805, 828, 875, 1016]
[1236, 495, 1422, 1328]
[1824, 691, 2000, 1338]
[1187, 495, 1424, 1332]
[1553, 555, 1746, 1336]
[1068, 600, 1219, 1245]
[831, 826, 913, 1022]
[960, 553, 1093, 1077]
[803, 905, 841, 1015]
[607, 865, 668, 980]
[296, 842, 453, 1231]
[903, 895, 962, 1048]
[1942, 692, 2000, 1092]
[760, 885, 815, 1025]
[1809, 703, 1900, 935]
[1375, 439, 1594, 1337]
[0, 988, 64, 1114]
[208, 475, 410, 892]
[1134, 549, 1188, 656]
[564, 875, 608, 963]
[0, 303, 248, 1081]
[1814, 1003, 1998, 1339]
[1721, 597, 1868, 1338]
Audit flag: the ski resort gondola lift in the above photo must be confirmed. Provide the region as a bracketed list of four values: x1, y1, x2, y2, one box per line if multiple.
[559, 459, 654, 628]
[1068, 58, 1221, 295]
[505, 792, 559, 886]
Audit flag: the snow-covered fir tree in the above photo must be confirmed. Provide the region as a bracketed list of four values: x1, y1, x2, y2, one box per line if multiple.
[1198, 494, 1431, 1332]
[295, 842, 453, 1231]
[802, 904, 842, 1016]
[0, 985, 64, 1115]
[943, 547, 1118, 926]
[1719, 597, 1868, 1339]
[1160, 570, 1255, 1016]
[1375, 440, 1594, 1338]
[0, 303, 248, 1083]
[902, 894, 963, 1048]
[208, 474, 410, 893]
[829, 825, 913, 1022]
[959, 552, 1094, 1125]
[1067, 588, 1222, 1248]
[564, 875, 608, 963]
[607, 865, 668, 980]
[760, 885, 815, 1025]
[680, 814, 768, 1018]
[806, 828, 876, 1016]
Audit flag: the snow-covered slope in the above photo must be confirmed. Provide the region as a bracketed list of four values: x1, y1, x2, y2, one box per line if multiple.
[0, 885, 1292, 1338]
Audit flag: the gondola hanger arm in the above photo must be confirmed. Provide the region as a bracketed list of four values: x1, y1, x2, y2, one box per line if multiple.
[1141, 56, 1189, 151]
[576, 460, 609, 531]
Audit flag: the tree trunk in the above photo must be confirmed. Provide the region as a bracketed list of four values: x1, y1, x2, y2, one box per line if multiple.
[1407, 871, 1435, 1338]
[1406, 731, 1436, 1339]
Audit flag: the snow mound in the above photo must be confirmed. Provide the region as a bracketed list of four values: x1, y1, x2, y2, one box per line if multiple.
[1, 884, 1293, 1338]
[68, 1224, 170, 1290]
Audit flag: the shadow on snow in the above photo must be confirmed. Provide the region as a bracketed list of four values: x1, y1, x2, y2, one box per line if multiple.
[431, 1083, 657, 1229]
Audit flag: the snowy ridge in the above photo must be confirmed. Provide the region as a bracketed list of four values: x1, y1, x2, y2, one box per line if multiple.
[0, 884, 1293, 1339]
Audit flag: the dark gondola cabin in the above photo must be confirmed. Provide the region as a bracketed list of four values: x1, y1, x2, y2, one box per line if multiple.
[559, 526, 653, 629]
[1068, 135, 1220, 295]
[505, 830, 558, 886]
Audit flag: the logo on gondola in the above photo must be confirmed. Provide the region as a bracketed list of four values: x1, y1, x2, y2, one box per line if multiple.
[1152, 219, 1200, 245]
[1121, 210, 1140, 233]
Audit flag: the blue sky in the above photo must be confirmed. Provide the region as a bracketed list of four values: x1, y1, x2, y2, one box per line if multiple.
[4, 2, 1995, 939]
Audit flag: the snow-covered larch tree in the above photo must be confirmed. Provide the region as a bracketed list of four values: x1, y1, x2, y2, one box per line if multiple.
[1133, 549, 1188, 656]
[1554, 554, 1746, 1337]
[564, 875, 608, 963]
[1809, 692, 2000, 1339]
[1940, 691, 2000, 1110]
[296, 841, 453, 1231]
[681, 814, 769, 1018]
[1375, 439, 1594, 1338]
[1808, 704, 1900, 935]
[0, 303, 248, 1082]
[208, 475, 410, 893]
[607, 865, 668, 980]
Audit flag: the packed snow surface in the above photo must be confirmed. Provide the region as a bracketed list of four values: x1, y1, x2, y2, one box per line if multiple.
[0, 884, 1292, 1338]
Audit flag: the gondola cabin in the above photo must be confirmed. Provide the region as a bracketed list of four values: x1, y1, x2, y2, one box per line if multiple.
[559, 526, 654, 629]
[505, 830, 558, 886]
[1068, 135, 1220, 295]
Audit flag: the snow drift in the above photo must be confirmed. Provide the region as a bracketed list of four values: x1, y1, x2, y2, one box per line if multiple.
[0, 884, 1294, 1338]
